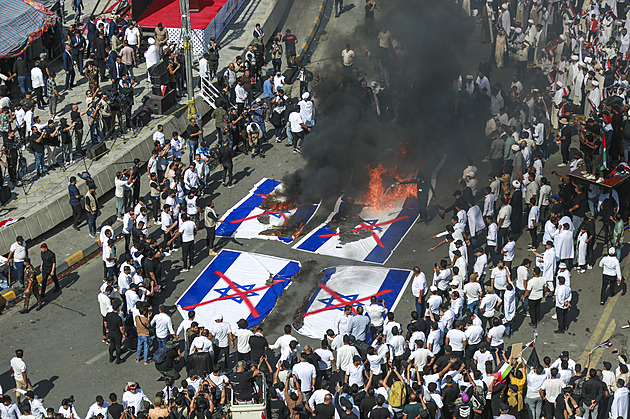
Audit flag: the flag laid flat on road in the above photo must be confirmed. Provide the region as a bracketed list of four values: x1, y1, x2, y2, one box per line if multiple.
[176, 249, 301, 329]
[293, 197, 419, 264]
[296, 266, 413, 339]
[216, 178, 320, 243]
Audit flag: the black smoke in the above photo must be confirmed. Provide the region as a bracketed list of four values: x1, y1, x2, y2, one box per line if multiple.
[285, 0, 474, 204]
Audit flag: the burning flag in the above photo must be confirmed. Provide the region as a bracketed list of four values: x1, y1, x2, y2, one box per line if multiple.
[216, 178, 320, 243]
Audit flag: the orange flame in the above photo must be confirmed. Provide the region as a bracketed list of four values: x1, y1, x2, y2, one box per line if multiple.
[360, 163, 416, 211]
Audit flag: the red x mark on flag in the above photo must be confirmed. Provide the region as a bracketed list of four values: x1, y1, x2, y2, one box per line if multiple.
[302, 283, 393, 317]
[230, 208, 294, 224]
[181, 278, 285, 311]
[318, 215, 410, 248]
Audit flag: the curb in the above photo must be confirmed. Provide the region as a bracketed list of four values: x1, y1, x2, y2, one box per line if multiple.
[295, 0, 329, 65]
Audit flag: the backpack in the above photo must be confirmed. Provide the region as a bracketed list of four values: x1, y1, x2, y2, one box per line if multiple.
[153, 347, 168, 364]
[388, 380, 407, 408]
[572, 376, 586, 397]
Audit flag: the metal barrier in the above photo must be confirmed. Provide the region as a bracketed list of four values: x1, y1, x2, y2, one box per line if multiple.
[200, 75, 221, 109]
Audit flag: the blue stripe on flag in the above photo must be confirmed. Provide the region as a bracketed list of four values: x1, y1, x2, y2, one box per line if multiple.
[177, 250, 241, 309]
[365, 197, 419, 264]
[245, 261, 302, 326]
[377, 268, 412, 309]
[297, 266, 337, 317]
[216, 178, 281, 237]
[295, 201, 347, 251]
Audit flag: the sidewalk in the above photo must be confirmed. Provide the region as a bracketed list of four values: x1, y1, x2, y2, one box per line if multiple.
[0, 0, 328, 309]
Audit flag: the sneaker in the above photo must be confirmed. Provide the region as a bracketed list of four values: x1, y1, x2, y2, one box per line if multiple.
[89, 233, 96, 238]
[227, 184, 234, 188]
[172, 247, 179, 252]
[156, 220, 162, 225]
[587, 265, 593, 270]
[181, 268, 189, 272]
[557, 163, 567, 167]
[552, 313, 557, 319]
[293, 148, 297, 153]
[554, 329, 565, 334]
[117, 217, 123, 222]
[209, 250, 218, 256]
[276, 139, 282, 143]
[285, 143, 293, 147]
[163, 251, 171, 256]
[596, 177, 604, 183]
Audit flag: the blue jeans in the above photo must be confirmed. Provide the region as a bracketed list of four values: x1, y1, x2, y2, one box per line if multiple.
[516, 287, 529, 313]
[14, 261, 25, 286]
[18, 76, 29, 95]
[414, 296, 425, 316]
[116, 196, 124, 218]
[136, 335, 151, 362]
[188, 140, 198, 164]
[89, 123, 102, 145]
[87, 211, 97, 235]
[572, 215, 584, 239]
[34, 151, 45, 174]
[466, 300, 479, 316]
[157, 336, 168, 350]
[286, 121, 293, 146]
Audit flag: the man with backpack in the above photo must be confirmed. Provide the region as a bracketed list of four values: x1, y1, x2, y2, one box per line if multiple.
[154, 340, 181, 381]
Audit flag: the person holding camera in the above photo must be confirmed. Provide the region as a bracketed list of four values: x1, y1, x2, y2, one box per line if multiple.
[58, 397, 81, 419]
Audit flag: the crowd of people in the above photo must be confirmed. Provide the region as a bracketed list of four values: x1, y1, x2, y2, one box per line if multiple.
[5, 2, 630, 419]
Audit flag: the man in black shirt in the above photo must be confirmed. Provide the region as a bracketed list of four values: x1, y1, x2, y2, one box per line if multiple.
[12, 56, 30, 96]
[270, 389, 290, 419]
[282, 29, 297, 67]
[368, 395, 390, 419]
[104, 300, 125, 364]
[156, 341, 181, 380]
[30, 126, 46, 176]
[39, 243, 59, 299]
[218, 139, 234, 187]
[314, 394, 335, 419]
[569, 185, 588, 237]
[581, 368, 608, 418]
[557, 118, 572, 166]
[249, 326, 268, 364]
[108, 393, 124, 419]
[186, 119, 202, 165]
[230, 361, 260, 403]
[359, 388, 376, 419]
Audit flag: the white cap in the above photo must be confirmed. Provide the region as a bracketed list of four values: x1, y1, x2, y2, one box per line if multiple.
[528, 19, 534, 24]
[511, 144, 520, 152]
[515, 27, 522, 34]
[578, 61, 585, 67]
[559, 262, 567, 269]
[450, 279, 459, 286]
[609, 246, 616, 256]
[592, 80, 599, 86]
[301, 92, 310, 99]
[466, 74, 474, 79]
[502, 3, 508, 9]
[560, 34, 567, 41]
[512, 180, 521, 188]
[571, 54, 579, 60]
[430, 285, 438, 292]
[215, 313, 223, 320]
[148, 37, 155, 45]
[466, 171, 475, 178]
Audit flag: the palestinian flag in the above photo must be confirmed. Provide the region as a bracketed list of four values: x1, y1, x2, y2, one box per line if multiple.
[492, 363, 513, 383]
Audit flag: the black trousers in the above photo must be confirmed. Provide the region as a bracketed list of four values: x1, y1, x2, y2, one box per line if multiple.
[556, 307, 568, 331]
[560, 140, 570, 164]
[529, 227, 538, 248]
[123, 233, 131, 256]
[529, 298, 541, 325]
[182, 240, 194, 269]
[213, 344, 229, 369]
[601, 274, 616, 303]
[71, 204, 82, 227]
[222, 164, 233, 186]
[108, 334, 123, 362]
[40, 268, 59, 295]
[497, 227, 509, 250]
[34, 87, 44, 108]
[206, 227, 216, 249]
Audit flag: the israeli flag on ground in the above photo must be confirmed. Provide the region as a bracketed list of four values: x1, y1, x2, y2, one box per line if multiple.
[176, 250, 301, 330]
[293, 197, 419, 264]
[216, 178, 320, 244]
[296, 266, 413, 339]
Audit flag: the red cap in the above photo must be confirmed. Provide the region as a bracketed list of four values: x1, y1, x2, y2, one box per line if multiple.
[40, 243, 47, 248]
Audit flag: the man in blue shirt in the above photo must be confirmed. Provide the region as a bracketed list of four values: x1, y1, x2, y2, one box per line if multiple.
[68, 176, 83, 230]
[262, 74, 274, 120]
[250, 99, 267, 140]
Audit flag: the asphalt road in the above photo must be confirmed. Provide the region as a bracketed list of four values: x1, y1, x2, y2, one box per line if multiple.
[2, 0, 630, 415]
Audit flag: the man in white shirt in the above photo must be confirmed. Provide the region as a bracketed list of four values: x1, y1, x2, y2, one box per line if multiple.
[10, 350, 31, 405]
[345, 356, 366, 388]
[1, 395, 21, 419]
[410, 266, 427, 316]
[472, 249, 488, 282]
[334, 305, 353, 335]
[176, 310, 196, 338]
[211, 314, 234, 369]
[234, 319, 253, 359]
[85, 396, 108, 419]
[190, 329, 214, 354]
[501, 236, 516, 269]
[289, 111, 310, 153]
[24, 392, 45, 419]
[293, 353, 317, 396]
[523, 267, 546, 327]
[490, 260, 510, 298]
[151, 304, 177, 349]
[554, 276, 572, 334]
[600, 246, 622, 304]
[445, 321, 467, 358]
[336, 336, 359, 373]
[463, 273, 482, 315]
[366, 296, 387, 333]
[177, 214, 196, 272]
[153, 125, 165, 146]
[8, 236, 27, 287]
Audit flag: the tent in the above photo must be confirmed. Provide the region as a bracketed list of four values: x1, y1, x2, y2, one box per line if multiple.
[0, 0, 56, 58]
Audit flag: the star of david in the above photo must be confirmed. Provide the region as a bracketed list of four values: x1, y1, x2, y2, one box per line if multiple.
[358, 219, 382, 231]
[214, 282, 259, 303]
[317, 292, 363, 310]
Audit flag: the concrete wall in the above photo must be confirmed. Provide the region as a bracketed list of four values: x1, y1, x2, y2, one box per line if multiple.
[0, 96, 214, 255]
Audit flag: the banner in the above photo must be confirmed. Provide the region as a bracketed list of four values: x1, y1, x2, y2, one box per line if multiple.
[293, 197, 419, 264]
[216, 178, 320, 244]
[176, 250, 301, 329]
[296, 266, 412, 339]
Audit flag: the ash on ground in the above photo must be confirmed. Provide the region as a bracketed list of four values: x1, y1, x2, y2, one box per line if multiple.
[328, 201, 372, 244]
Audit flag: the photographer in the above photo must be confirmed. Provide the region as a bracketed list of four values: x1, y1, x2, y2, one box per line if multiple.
[43, 119, 60, 169]
[1, 135, 17, 185]
[30, 126, 46, 176]
[98, 92, 113, 141]
[120, 79, 134, 132]
[148, 397, 168, 419]
[81, 90, 102, 146]
[59, 119, 75, 165]
[208, 38, 220, 79]
[229, 360, 260, 404]
[109, 89, 124, 136]
[189, 387, 213, 419]
[155, 340, 181, 380]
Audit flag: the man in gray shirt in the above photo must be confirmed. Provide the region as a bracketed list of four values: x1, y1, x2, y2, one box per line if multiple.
[346, 306, 370, 342]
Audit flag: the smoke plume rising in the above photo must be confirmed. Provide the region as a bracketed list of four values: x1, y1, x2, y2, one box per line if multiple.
[284, 0, 474, 205]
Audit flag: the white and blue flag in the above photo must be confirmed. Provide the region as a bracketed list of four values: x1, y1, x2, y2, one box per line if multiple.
[293, 197, 419, 264]
[216, 178, 319, 244]
[176, 250, 301, 330]
[297, 266, 413, 339]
